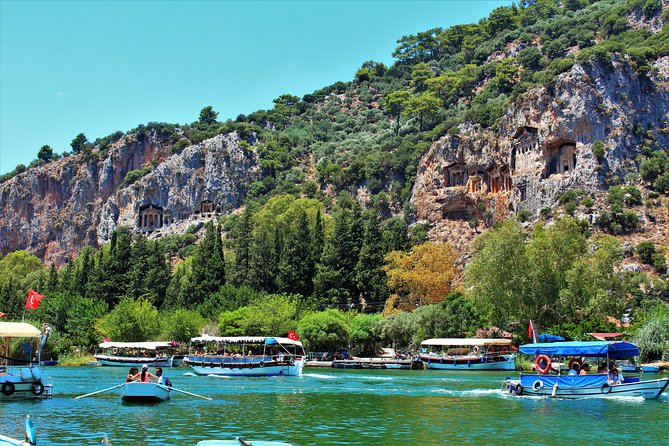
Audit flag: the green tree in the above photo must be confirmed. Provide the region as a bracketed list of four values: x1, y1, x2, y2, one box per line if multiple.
[189, 221, 226, 305]
[70, 133, 88, 154]
[383, 90, 412, 135]
[278, 209, 313, 296]
[198, 106, 219, 125]
[160, 308, 205, 342]
[95, 298, 160, 342]
[406, 92, 440, 131]
[355, 212, 388, 312]
[410, 62, 434, 93]
[297, 309, 350, 351]
[232, 208, 253, 287]
[37, 145, 54, 162]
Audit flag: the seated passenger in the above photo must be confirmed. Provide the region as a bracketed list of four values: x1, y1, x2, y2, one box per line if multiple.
[133, 364, 157, 383]
[609, 368, 624, 385]
[579, 363, 590, 375]
[568, 363, 580, 376]
[154, 367, 164, 385]
[126, 367, 139, 382]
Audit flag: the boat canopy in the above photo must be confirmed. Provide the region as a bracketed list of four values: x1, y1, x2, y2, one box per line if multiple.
[190, 336, 303, 347]
[0, 322, 42, 338]
[421, 338, 512, 347]
[98, 341, 174, 350]
[519, 341, 640, 359]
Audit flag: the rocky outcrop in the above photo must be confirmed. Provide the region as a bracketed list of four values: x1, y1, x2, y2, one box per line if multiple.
[412, 56, 669, 245]
[0, 132, 258, 265]
[99, 132, 259, 241]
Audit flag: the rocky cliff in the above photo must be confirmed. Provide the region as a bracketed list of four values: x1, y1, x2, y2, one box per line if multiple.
[0, 131, 258, 265]
[412, 56, 669, 250]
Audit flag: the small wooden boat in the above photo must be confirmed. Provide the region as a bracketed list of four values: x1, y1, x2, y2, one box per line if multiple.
[121, 382, 171, 403]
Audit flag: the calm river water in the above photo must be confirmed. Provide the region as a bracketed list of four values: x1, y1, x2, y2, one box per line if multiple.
[1, 366, 667, 445]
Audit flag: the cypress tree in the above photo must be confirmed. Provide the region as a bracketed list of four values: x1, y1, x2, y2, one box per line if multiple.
[46, 264, 59, 292]
[278, 209, 313, 296]
[233, 208, 253, 287]
[355, 211, 388, 312]
[190, 221, 226, 305]
[250, 225, 279, 293]
[314, 206, 352, 309]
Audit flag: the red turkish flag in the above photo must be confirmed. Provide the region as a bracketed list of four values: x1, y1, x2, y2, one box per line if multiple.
[0, 312, 6, 318]
[287, 330, 299, 341]
[25, 289, 45, 309]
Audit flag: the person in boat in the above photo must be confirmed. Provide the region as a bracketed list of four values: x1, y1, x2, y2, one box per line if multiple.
[608, 368, 624, 385]
[155, 367, 164, 384]
[579, 363, 590, 375]
[568, 362, 580, 376]
[126, 367, 139, 382]
[133, 364, 157, 383]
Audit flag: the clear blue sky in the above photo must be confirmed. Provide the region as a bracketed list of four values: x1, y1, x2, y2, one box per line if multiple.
[0, 0, 511, 174]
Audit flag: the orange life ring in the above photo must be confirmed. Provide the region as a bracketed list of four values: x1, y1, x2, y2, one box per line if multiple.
[568, 358, 582, 371]
[535, 355, 551, 374]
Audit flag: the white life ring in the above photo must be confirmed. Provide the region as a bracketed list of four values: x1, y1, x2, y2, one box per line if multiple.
[472, 346, 480, 354]
[532, 380, 544, 392]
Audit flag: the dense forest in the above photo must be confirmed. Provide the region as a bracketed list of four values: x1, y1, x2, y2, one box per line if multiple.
[1, 0, 668, 361]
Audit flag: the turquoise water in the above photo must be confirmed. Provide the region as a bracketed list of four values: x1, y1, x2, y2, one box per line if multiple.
[1, 367, 667, 445]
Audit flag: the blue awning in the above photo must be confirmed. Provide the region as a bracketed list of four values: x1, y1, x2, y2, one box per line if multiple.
[519, 341, 640, 359]
[537, 334, 565, 342]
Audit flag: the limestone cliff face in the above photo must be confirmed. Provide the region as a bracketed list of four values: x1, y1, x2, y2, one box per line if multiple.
[99, 132, 259, 241]
[0, 132, 258, 265]
[412, 56, 669, 247]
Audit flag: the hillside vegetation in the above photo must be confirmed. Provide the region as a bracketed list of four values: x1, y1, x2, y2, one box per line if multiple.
[0, 0, 668, 360]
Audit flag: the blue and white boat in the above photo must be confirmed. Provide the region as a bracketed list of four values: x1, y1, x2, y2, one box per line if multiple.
[0, 415, 36, 446]
[94, 341, 185, 367]
[503, 341, 669, 399]
[0, 322, 53, 401]
[419, 338, 516, 371]
[186, 336, 306, 377]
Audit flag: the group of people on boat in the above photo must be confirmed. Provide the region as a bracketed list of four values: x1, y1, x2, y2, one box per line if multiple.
[125, 364, 169, 385]
[535, 357, 625, 384]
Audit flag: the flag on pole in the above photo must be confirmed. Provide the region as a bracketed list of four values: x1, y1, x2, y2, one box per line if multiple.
[0, 312, 6, 318]
[287, 329, 299, 341]
[25, 290, 45, 309]
[528, 320, 535, 339]
[102, 337, 110, 343]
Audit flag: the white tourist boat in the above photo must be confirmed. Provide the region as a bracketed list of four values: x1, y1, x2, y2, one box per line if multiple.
[419, 338, 516, 371]
[186, 336, 306, 377]
[121, 382, 171, 403]
[503, 341, 669, 399]
[0, 322, 53, 401]
[94, 341, 185, 367]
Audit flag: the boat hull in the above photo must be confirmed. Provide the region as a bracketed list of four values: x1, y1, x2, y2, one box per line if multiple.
[421, 355, 516, 371]
[94, 355, 185, 367]
[0, 368, 52, 401]
[191, 357, 305, 377]
[121, 382, 170, 403]
[505, 376, 669, 399]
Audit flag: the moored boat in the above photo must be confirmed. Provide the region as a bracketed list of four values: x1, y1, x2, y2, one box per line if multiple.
[197, 440, 292, 446]
[0, 415, 36, 446]
[121, 382, 170, 403]
[419, 338, 516, 371]
[0, 322, 53, 401]
[186, 336, 306, 377]
[94, 341, 184, 367]
[503, 340, 669, 399]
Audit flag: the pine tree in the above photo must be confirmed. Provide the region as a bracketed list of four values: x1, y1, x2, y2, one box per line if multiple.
[355, 211, 388, 312]
[233, 208, 253, 287]
[278, 209, 313, 296]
